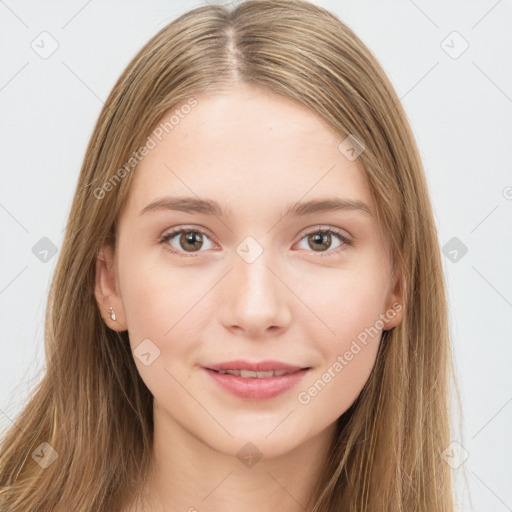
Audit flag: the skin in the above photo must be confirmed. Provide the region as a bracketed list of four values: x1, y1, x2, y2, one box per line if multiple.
[95, 82, 403, 512]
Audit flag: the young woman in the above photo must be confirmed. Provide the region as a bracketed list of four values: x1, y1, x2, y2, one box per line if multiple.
[0, 1, 460, 510]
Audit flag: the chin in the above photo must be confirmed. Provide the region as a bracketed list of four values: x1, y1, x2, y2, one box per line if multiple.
[205, 422, 316, 462]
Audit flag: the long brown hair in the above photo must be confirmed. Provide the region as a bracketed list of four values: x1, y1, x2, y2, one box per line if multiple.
[0, 1, 461, 510]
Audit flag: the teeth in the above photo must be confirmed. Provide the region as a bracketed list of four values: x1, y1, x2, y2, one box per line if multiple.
[217, 369, 291, 378]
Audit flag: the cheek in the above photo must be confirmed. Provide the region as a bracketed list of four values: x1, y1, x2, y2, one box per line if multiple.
[117, 252, 178, 343]
[316, 289, 383, 394]
[121, 264, 176, 338]
[295, 289, 385, 422]
[304, 260, 389, 344]
[295, 262, 388, 408]
[295, 337, 380, 427]
[119, 241, 194, 331]
[118, 254, 210, 387]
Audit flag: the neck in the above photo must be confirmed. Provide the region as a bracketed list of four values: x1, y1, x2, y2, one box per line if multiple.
[129, 402, 337, 512]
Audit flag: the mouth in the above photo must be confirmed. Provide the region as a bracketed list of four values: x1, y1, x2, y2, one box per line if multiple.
[209, 368, 300, 378]
[205, 359, 310, 375]
[203, 360, 311, 400]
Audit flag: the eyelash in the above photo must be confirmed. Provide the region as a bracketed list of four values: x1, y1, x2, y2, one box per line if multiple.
[158, 226, 353, 259]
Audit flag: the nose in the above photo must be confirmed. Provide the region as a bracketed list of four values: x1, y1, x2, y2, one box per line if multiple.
[220, 246, 292, 338]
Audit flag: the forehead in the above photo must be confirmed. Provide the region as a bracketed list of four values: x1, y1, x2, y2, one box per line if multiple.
[122, 83, 374, 218]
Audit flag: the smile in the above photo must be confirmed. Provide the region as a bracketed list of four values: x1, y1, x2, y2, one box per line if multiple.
[212, 369, 294, 378]
[203, 363, 310, 400]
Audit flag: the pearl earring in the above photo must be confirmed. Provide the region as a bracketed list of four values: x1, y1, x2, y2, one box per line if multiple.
[109, 306, 116, 321]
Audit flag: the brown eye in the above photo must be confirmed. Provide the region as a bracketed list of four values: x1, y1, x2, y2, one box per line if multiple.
[296, 227, 352, 258]
[307, 231, 333, 252]
[178, 231, 204, 252]
[160, 228, 214, 256]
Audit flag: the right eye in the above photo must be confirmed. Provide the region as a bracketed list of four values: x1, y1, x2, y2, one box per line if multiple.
[159, 227, 216, 257]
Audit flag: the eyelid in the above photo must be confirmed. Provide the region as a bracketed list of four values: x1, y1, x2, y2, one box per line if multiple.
[159, 224, 353, 258]
[295, 224, 352, 242]
[293, 225, 353, 259]
[158, 225, 217, 258]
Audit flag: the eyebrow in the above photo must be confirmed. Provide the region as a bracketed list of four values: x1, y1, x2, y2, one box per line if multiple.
[139, 195, 373, 218]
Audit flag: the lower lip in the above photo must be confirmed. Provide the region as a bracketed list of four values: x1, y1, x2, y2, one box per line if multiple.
[204, 368, 309, 400]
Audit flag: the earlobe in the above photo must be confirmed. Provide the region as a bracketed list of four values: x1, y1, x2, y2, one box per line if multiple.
[94, 244, 127, 331]
[384, 300, 403, 331]
[384, 268, 404, 331]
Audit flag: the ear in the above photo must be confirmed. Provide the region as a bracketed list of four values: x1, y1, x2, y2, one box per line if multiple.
[95, 243, 127, 331]
[383, 263, 403, 331]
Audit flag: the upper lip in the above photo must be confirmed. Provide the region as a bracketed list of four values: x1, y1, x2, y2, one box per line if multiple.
[205, 360, 309, 373]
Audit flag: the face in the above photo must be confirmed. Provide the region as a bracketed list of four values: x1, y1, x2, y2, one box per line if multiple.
[95, 82, 402, 460]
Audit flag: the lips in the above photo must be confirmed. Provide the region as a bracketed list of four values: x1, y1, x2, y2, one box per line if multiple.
[213, 369, 291, 378]
[203, 360, 311, 400]
[206, 360, 308, 374]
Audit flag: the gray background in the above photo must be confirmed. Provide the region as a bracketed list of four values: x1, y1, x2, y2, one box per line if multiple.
[1, 1, 511, 510]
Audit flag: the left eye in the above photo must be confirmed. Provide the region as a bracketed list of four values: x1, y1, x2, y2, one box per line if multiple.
[159, 227, 352, 258]
[295, 228, 351, 256]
